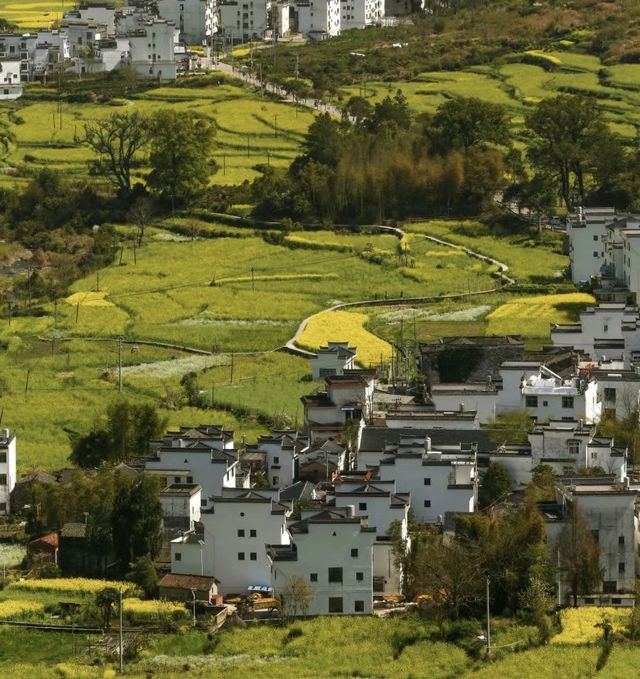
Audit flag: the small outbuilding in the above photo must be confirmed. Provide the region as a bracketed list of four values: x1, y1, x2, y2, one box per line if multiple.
[158, 573, 221, 604]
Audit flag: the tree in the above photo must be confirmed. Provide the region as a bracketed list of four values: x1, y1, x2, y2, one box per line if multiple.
[478, 462, 511, 509]
[126, 555, 158, 598]
[300, 113, 345, 167]
[127, 196, 155, 246]
[95, 587, 120, 628]
[525, 95, 623, 209]
[81, 112, 149, 194]
[69, 429, 112, 468]
[278, 575, 314, 619]
[519, 575, 554, 643]
[147, 110, 216, 203]
[111, 474, 162, 570]
[557, 501, 603, 607]
[430, 96, 510, 153]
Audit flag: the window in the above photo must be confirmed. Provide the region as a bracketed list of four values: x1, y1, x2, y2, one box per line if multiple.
[310, 573, 318, 582]
[358, 502, 367, 511]
[593, 235, 599, 241]
[525, 396, 538, 407]
[350, 548, 359, 558]
[273, 456, 279, 464]
[543, 400, 549, 407]
[174, 476, 181, 483]
[237, 529, 245, 537]
[562, 397, 574, 409]
[591, 529, 600, 544]
[272, 476, 279, 486]
[201, 499, 207, 507]
[356, 571, 364, 581]
[619, 535, 625, 547]
[250, 529, 257, 538]
[424, 500, 431, 508]
[250, 552, 257, 561]
[423, 477, 431, 485]
[187, 476, 193, 483]
[567, 440, 579, 455]
[604, 387, 616, 403]
[603, 580, 617, 594]
[593, 251, 599, 258]
[0, 475, 6, 485]
[328, 597, 343, 613]
[619, 562, 626, 575]
[238, 552, 245, 560]
[604, 324, 609, 332]
[328, 567, 343, 583]
[175, 552, 182, 561]
[354, 600, 364, 612]
[0, 452, 6, 463]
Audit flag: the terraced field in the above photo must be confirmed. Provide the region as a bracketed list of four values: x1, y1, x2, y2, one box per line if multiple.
[0, 81, 315, 188]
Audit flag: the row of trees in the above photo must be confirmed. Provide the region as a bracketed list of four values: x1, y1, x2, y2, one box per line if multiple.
[251, 91, 640, 225]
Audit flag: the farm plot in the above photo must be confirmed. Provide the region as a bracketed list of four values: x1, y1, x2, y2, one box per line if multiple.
[2, 81, 315, 187]
[485, 292, 594, 339]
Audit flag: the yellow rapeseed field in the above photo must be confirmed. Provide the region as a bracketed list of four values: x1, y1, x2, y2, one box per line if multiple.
[8, 578, 138, 596]
[0, 599, 44, 619]
[486, 292, 594, 337]
[123, 598, 188, 620]
[296, 310, 393, 367]
[65, 291, 114, 308]
[552, 606, 630, 644]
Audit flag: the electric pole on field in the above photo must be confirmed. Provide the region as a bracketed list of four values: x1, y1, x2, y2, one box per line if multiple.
[486, 575, 491, 655]
[251, 267, 255, 291]
[118, 337, 123, 393]
[119, 588, 124, 674]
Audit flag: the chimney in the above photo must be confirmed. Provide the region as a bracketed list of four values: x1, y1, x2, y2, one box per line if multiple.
[459, 402, 465, 413]
[424, 436, 431, 453]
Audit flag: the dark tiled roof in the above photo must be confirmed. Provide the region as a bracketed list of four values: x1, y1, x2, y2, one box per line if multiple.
[359, 426, 493, 453]
[279, 481, 315, 502]
[158, 573, 219, 589]
[60, 522, 86, 539]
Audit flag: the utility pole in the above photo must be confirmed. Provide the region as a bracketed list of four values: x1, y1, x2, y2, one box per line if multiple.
[96, 270, 100, 292]
[295, 53, 299, 79]
[191, 589, 197, 628]
[118, 337, 123, 393]
[119, 588, 124, 674]
[230, 353, 234, 384]
[486, 575, 491, 656]
[24, 369, 30, 397]
[251, 267, 255, 291]
[273, 114, 278, 139]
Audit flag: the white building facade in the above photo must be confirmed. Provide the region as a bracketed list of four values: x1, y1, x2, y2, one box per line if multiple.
[0, 429, 16, 515]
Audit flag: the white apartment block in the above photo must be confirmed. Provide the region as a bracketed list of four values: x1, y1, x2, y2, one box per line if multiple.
[340, 0, 383, 30]
[0, 61, 22, 98]
[0, 428, 17, 515]
[296, 0, 341, 39]
[268, 507, 376, 615]
[496, 361, 601, 424]
[219, 0, 270, 41]
[127, 18, 178, 80]
[157, 0, 217, 44]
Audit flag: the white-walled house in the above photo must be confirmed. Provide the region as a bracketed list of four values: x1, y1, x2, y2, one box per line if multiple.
[268, 507, 377, 615]
[496, 362, 600, 424]
[377, 443, 477, 524]
[567, 207, 617, 285]
[591, 366, 640, 420]
[160, 483, 202, 530]
[309, 342, 356, 381]
[146, 426, 243, 508]
[296, 0, 341, 39]
[219, 0, 270, 41]
[157, 0, 217, 44]
[0, 428, 17, 515]
[331, 481, 409, 594]
[127, 18, 178, 80]
[429, 383, 497, 424]
[544, 480, 638, 604]
[340, 0, 383, 30]
[0, 61, 22, 98]
[248, 430, 309, 488]
[192, 490, 292, 595]
[302, 370, 375, 443]
[490, 419, 627, 488]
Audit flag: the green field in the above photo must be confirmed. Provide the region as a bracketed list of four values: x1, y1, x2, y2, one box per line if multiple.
[2, 610, 640, 679]
[0, 81, 315, 188]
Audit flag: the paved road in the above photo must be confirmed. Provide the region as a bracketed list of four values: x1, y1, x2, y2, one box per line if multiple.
[213, 59, 347, 119]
